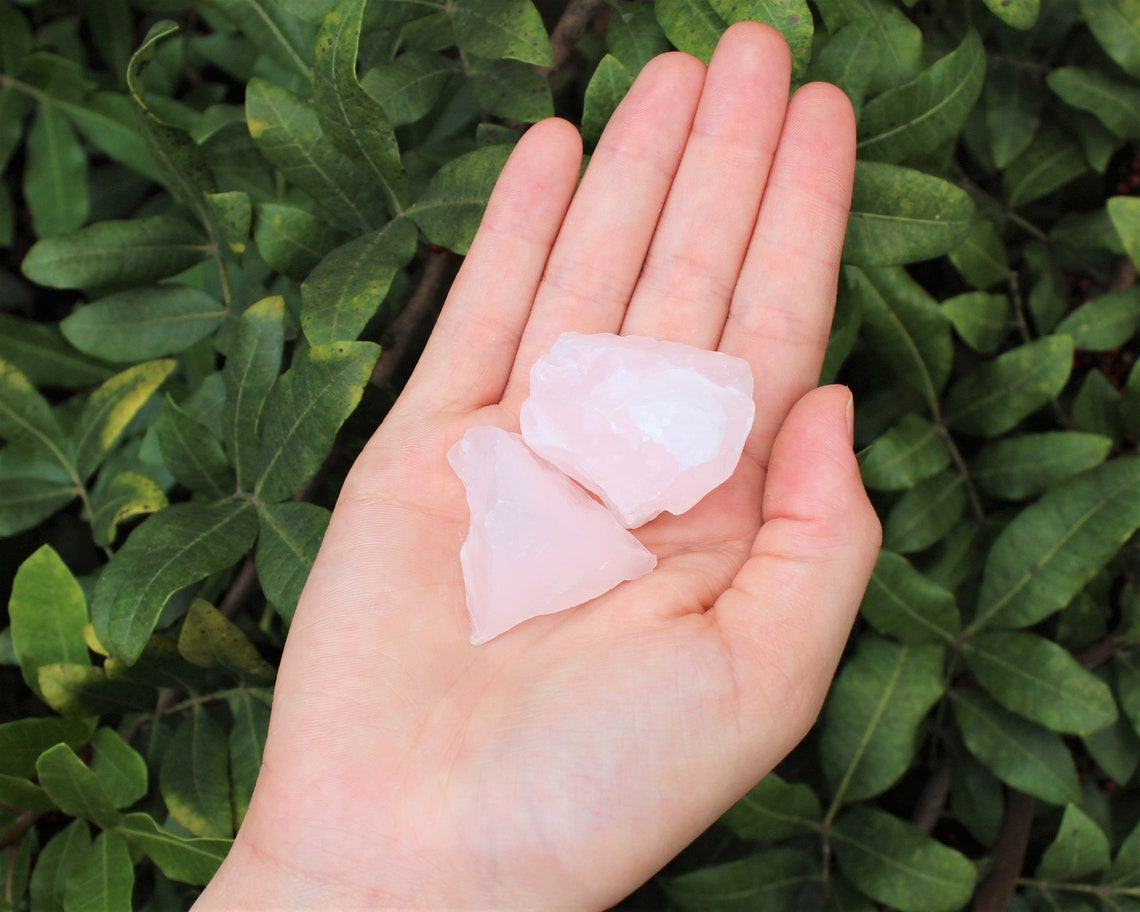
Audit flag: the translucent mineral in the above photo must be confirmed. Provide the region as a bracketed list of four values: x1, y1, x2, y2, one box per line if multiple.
[448, 425, 656, 644]
[520, 333, 755, 528]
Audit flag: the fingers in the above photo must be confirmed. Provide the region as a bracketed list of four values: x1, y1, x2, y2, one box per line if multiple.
[500, 51, 706, 406]
[396, 118, 583, 416]
[620, 23, 791, 347]
[719, 82, 857, 467]
[713, 385, 881, 761]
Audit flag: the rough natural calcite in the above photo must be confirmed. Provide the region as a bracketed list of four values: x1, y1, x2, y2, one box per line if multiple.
[448, 426, 656, 645]
[520, 333, 756, 528]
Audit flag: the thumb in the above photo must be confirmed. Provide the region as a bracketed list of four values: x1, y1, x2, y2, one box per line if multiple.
[713, 384, 881, 764]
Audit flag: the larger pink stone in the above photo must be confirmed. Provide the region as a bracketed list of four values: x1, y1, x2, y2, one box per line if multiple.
[520, 333, 755, 528]
[448, 426, 656, 645]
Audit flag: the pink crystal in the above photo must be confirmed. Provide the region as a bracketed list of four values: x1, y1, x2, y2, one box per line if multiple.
[448, 426, 656, 644]
[520, 333, 755, 528]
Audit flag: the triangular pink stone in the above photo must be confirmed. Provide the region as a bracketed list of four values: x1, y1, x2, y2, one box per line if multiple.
[448, 426, 656, 644]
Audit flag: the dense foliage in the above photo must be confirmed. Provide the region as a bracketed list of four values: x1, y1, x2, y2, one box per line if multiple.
[1, 0, 1140, 908]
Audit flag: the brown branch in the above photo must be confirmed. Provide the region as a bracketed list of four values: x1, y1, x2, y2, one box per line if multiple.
[218, 556, 259, 620]
[1077, 635, 1121, 670]
[545, 0, 608, 76]
[912, 765, 953, 836]
[370, 250, 454, 389]
[972, 789, 1036, 912]
[0, 811, 39, 851]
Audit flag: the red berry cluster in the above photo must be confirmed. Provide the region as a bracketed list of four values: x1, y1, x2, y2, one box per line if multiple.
[1116, 147, 1140, 196]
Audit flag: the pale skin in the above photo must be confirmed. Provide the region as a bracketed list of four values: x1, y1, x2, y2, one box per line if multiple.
[194, 22, 881, 911]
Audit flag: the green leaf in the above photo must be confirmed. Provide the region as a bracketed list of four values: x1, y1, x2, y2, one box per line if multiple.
[1035, 804, 1111, 880]
[62, 831, 134, 912]
[943, 335, 1073, 436]
[857, 31, 984, 166]
[0, 717, 94, 778]
[22, 216, 209, 291]
[62, 286, 225, 363]
[847, 266, 953, 402]
[1077, 0, 1140, 79]
[0, 356, 71, 467]
[0, 86, 31, 176]
[1109, 196, 1140, 270]
[860, 413, 950, 491]
[807, 20, 876, 114]
[974, 457, 1140, 630]
[451, 0, 553, 66]
[721, 773, 821, 843]
[985, 57, 1043, 169]
[178, 599, 275, 680]
[981, 0, 1038, 27]
[25, 102, 89, 237]
[154, 396, 235, 499]
[37, 663, 152, 717]
[607, 2, 670, 73]
[1108, 816, 1140, 886]
[0, 4, 32, 75]
[1073, 369, 1124, 444]
[407, 144, 512, 255]
[205, 0, 314, 79]
[950, 760, 1003, 847]
[361, 51, 457, 127]
[91, 500, 259, 664]
[301, 218, 418, 345]
[74, 359, 176, 480]
[252, 203, 347, 278]
[811, 0, 921, 93]
[205, 190, 251, 255]
[661, 848, 818, 912]
[116, 812, 231, 886]
[246, 78, 380, 233]
[469, 56, 554, 124]
[949, 220, 1010, 291]
[0, 773, 54, 812]
[1055, 288, 1140, 350]
[60, 92, 165, 185]
[255, 501, 330, 622]
[830, 807, 976, 912]
[941, 292, 1011, 354]
[0, 478, 77, 537]
[860, 549, 961, 644]
[707, 0, 812, 78]
[314, 0, 408, 214]
[30, 820, 91, 912]
[654, 0, 726, 62]
[963, 631, 1117, 735]
[1047, 66, 1140, 139]
[882, 470, 965, 554]
[35, 743, 121, 828]
[255, 341, 379, 502]
[971, 432, 1111, 500]
[1083, 711, 1140, 785]
[1004, 123, 1089, 208]
[950, 689, 1081, 804]
[91, 728, 148, 809]
[223, 296, 285, 492]
[844, 162, 975, 266]
[161, 706, 233, 837]
[1115, 652, 1140, 737]
[0, 313, 114, 389]
[228, 690, 270, 828]
[820, 636, 945, 805]
[9, 545, 90, 701]
[582, 55, 633, 146]
[91, 470, 169, 548]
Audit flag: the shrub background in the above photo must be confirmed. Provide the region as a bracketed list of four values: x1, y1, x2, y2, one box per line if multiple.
[2, 0, 1140, 908]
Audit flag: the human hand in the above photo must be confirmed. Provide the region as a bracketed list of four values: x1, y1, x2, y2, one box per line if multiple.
[193, 22, 881, 911]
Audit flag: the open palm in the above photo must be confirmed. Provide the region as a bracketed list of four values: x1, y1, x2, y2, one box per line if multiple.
[195, 23, 881, 912]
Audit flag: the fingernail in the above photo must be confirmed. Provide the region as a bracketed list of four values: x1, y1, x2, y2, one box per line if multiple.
[844, 389, 855, 445]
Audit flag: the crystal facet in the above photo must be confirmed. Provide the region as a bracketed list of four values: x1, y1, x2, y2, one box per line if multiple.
[448, 426, 656, 644]
[520, 333, 755, 528]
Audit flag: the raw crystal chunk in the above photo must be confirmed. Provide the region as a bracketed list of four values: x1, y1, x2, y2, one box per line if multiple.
[520, 333, 755, 528]
[448, 426, 656, 644]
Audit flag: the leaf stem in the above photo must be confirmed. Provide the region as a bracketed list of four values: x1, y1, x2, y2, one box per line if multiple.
[1018, 879, 1140, 900]
[0, 811, 39, 851]
[934, 419, 986, 526]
